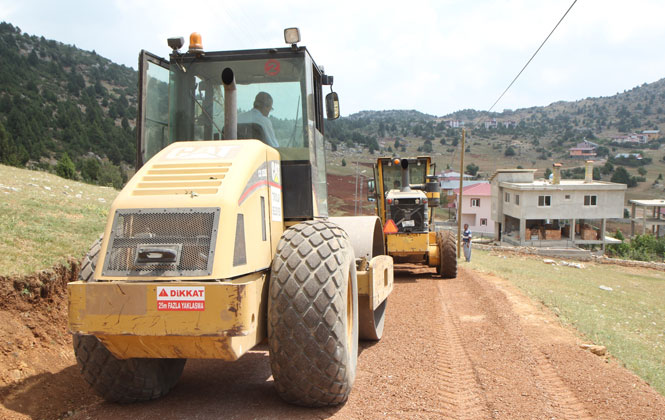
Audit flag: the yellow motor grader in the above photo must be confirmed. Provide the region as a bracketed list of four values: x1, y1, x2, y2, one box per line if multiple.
[68, 29, 393, 407]
[368, 156, 457, 278]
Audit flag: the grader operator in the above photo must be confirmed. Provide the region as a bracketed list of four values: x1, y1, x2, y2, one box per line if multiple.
[68, 29, 393, 407]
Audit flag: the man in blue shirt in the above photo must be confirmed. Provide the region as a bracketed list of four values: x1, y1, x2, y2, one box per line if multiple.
[238, 92, 279, 148]
[462, 223, 472, 262]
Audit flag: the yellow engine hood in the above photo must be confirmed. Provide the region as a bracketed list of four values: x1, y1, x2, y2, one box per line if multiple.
[96, 140, 283, 281]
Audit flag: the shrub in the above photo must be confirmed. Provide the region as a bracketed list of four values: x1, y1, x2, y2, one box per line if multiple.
[608, 234, 665, 261]
[56, 153, 77, 180]
[466, 163, 479, 176]
[80, 157, 101, 182]
[97, 161, 124, 189]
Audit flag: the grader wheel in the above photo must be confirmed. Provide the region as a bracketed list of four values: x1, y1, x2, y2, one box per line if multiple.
[437, 230, 457, 279]
[268, 220, 358, 407]
[72, 237, 186, 403]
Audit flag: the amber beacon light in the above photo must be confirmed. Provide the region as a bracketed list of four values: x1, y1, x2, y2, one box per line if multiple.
[188, 32, 203, 53]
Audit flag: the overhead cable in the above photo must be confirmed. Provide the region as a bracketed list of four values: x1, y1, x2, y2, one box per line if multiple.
[487, 0, 578, 112]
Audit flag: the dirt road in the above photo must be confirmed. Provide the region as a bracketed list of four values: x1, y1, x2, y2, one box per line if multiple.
[3, 265, 665, 419]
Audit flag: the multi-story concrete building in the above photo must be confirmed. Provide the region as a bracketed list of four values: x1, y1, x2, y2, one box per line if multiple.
[490, 162, 626, 250]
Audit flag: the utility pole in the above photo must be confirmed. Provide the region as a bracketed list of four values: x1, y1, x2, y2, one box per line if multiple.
[359, 177, 364, 216]
[457, 128, 466, 259]
[354, 160, 360, 216]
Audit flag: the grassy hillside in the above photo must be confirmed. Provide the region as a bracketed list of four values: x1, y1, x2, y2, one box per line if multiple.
[0, 164, 116, 276]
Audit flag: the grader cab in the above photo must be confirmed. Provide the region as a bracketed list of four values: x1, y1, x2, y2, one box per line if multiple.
[369, 156, 457, 278]
[68, 29, 393, 407]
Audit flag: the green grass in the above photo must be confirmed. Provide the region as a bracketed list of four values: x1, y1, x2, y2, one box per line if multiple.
[468, 249, 665, 395]
[0, 164, 118, 276]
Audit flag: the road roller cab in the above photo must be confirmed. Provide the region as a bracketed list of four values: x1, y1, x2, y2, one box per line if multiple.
[68, 28, 393, 407]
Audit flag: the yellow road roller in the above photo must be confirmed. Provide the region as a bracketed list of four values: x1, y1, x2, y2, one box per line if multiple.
[68, 28, 393, 407]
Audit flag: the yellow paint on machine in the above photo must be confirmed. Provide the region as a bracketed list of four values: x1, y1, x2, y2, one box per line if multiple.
[68, 272, 268, 360]
[356, 255, 393, 311]
[94, 140, 284, 282]
[386, 233, 429, 256]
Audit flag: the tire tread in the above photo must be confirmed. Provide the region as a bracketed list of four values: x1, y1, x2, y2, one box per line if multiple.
[268, 220, 357, 407]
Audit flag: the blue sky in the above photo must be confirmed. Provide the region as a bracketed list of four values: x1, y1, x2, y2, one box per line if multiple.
[2, 0, 664, 117]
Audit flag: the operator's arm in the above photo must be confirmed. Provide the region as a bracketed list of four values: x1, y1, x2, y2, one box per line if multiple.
[264, 120, 279, 148]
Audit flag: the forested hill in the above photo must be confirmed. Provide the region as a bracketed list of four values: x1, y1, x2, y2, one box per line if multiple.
[324, 80, 665, 157]
[0, 22, 137, 187]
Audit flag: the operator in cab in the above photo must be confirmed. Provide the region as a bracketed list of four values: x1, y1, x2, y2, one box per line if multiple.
[238, 92, 279, 148]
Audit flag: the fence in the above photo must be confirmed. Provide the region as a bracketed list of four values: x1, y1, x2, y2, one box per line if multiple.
[433, 221, 495, 241]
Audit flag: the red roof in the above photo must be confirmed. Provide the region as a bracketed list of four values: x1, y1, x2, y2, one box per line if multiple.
[453, 183, 491, 196]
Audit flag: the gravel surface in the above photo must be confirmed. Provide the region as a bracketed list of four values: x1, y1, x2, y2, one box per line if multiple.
[3, 264, 665, 419]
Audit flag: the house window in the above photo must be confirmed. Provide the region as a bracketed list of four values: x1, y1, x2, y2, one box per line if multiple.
[538, 195, 551, 207]
[505, 192, 510, 202]
[584, 195, 597, 206]
[564, 194, 571, 200]
[471, 198, 480, 207]
[480, 218, 487, 226]
[515, 194, 520, 205]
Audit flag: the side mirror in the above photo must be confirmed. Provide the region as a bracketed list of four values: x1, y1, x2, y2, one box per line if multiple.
[325, 92, 340, 120]
[367, 179, 375, 201]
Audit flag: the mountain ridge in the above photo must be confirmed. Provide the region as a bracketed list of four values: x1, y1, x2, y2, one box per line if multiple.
[1, 21, 663, 191]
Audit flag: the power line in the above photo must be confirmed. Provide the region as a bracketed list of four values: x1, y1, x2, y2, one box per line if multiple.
[487, 0, 579, 113]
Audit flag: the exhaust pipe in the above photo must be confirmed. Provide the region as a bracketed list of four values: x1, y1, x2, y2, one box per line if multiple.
[400, 159, 412, 192]
[221, 67, 236, 140]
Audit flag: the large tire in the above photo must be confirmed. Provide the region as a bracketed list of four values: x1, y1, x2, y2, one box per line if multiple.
[437, 230, 458, 279]
[73, 237, 186, 403]
[73, 334, 186, 403]
[79, 235, 103, 282]
[268, 220, 359, 407]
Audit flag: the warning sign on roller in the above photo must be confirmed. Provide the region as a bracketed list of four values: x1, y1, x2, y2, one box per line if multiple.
[156, 286, 205, 311]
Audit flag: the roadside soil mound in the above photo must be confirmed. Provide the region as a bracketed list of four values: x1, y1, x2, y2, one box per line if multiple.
[0, 259, 98, 420]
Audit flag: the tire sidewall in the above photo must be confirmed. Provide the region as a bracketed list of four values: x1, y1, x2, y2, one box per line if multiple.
[267, 220, 359, 406]
[346, 251, 359, 386]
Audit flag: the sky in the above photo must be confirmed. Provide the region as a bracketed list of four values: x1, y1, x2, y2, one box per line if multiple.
[1, 0, 665, 117]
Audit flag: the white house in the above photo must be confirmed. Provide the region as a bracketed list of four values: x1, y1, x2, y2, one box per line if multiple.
[490, 162, 626, 250]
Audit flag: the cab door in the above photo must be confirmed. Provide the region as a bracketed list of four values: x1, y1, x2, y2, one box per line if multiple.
[136, 50, 170, 169]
